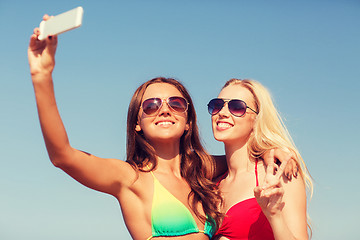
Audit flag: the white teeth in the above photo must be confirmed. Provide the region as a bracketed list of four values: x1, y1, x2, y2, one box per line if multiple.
[218, 122, 232, 128]
[157, 121, 173, 126]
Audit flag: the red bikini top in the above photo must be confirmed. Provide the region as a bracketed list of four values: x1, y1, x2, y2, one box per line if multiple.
[215, 160, 275, 240]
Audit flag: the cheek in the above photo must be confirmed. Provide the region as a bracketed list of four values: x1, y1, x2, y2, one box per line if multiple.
[241, 119, 256, 136]
[248, 115, 256, 129]
[211, 115, 216, 124]
[232, 117, 253, 132]
[176, 112, 189, 126]
[138, 122, 154, 141]
[137, 116, 152, 133]
[211, 117, 217, 132]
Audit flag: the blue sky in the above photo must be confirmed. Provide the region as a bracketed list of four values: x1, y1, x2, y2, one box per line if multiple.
[1, 0, 359, 239]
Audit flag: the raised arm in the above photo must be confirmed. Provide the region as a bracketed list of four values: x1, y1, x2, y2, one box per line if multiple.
[28, 16, 137, 197]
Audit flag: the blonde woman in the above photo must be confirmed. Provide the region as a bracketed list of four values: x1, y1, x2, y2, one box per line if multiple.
[209, 79, 312, 240]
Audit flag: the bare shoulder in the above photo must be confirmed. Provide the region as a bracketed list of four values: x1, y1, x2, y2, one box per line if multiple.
[280, 173, 307, 212]
[103, 158, 155, 195]
[123, 168, 153, 193]
[281, 173, 306, 192]
[113, 165, 154, 201]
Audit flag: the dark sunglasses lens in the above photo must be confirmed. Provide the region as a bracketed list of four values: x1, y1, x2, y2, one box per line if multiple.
[228, 100, 247, 116]
[142, 98, 161, 115]
[208, 99, 225, 115]
[168, 97, 188, 112]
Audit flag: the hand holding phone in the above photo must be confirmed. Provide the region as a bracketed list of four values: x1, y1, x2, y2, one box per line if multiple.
[38, 6, 84, 40]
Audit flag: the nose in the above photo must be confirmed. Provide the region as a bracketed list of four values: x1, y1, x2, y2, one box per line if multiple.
[218, 102, 230, 117]
[158, 100, 172, 116]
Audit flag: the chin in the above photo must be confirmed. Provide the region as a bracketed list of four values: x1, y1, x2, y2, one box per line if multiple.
[213, 134, 227, 143]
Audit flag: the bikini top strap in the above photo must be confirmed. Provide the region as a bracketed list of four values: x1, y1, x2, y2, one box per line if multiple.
[216, 171, 228, 186]
[255, 160, 259, 187]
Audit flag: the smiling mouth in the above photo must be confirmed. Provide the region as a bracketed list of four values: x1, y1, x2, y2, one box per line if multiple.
[217, 122, 233, 129]
[156, 121, 175, 126]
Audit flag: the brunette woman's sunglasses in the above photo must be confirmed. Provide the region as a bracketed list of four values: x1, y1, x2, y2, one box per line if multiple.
[207, 98, 258, 117]
[141, 96, 189, 116]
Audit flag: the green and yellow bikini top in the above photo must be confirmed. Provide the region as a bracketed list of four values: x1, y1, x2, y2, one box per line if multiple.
[146, 170, 216, 240]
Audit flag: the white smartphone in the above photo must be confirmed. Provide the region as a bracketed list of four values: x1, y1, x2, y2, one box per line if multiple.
[38, 6, 84, 40]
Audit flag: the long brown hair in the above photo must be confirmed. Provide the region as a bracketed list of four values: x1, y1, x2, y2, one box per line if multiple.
[126, 77, 222, 229]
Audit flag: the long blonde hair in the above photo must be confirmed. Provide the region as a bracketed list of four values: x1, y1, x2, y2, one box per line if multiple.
[223, 78, 313, 233]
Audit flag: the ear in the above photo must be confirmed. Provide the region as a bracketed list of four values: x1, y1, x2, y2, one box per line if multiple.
[185, 123, 190, 131]
[135, 123, 142, 132]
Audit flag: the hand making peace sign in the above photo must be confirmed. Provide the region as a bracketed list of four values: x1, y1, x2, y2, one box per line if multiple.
[254, 149, 289, 219]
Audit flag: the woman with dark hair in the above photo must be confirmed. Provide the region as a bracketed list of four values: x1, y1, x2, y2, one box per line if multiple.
[126, 77, 223, 232]
[28, 16, 222, 240]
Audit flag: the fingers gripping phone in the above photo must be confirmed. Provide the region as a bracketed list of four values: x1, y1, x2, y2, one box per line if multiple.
[38, 6, 84, 40]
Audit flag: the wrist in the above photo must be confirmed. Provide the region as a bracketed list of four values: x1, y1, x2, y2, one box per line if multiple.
[31, 71, 53, 83]
[267, 213, 296, 240]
